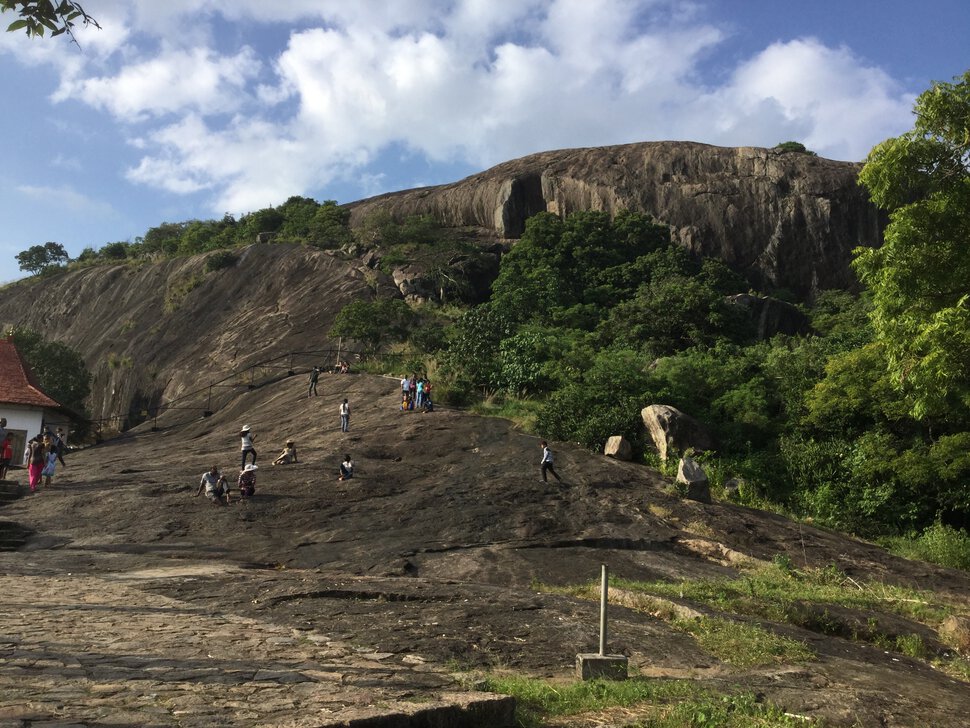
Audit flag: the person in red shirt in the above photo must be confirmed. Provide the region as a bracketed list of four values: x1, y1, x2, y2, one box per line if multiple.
[0, 435, 12, 481]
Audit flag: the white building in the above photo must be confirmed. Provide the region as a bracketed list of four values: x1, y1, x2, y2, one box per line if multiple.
[0, 337, 75, 466]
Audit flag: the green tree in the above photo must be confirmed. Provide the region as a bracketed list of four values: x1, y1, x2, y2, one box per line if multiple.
[773, 141, 817, 156]
[6, 326, 90, 416]
[329, 298, 415, 357]
[15, 241, 69, 274]
[2, 0, 98, 41]
[855, 70, 970, 419]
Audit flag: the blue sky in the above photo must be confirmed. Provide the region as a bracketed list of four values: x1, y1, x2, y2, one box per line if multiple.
[1, 0, 968, 283]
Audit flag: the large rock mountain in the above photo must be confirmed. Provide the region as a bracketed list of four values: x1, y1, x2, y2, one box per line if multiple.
[349, 141, 883, 297]
[1, 141, 883, 426]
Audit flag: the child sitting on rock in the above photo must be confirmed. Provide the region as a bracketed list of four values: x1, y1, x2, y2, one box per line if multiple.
[273, 440, 298, 465]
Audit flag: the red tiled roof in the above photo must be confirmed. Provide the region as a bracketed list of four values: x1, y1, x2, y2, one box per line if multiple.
[0, 337, 65, 409]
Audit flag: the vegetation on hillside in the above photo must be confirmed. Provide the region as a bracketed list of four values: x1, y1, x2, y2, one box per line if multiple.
[334, 72, 970, 553]
[8, 72, 969, 560]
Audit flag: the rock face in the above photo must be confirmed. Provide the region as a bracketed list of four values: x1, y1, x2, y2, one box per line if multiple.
[641, 405, 714, 461]
[348, 141, 884, 298]
[603, 436, 632, 461]
[0, 245, 397, 428]
[676, 456, 712, 504]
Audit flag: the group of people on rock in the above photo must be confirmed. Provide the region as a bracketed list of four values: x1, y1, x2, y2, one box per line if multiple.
[15, 424, 68, 493]
[195, 367, 358, 505]
[400, 374, 434, 412]
[307, 361, 351, 398]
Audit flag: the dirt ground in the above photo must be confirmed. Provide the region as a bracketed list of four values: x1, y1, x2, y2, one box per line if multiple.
[4, 372, 970, 726]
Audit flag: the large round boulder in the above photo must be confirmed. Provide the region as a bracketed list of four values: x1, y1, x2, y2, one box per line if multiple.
[641, 405, 714, 461]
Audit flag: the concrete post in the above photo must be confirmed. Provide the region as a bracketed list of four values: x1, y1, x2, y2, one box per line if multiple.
[576, 563, 628, 680]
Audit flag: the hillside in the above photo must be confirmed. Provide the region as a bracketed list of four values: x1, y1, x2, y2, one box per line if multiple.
[2, 373, 970, 726]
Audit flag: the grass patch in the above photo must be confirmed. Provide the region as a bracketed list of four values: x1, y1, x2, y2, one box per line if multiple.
[674, 617, 814, 667]
[613, 562, 952, 627]
[470, 393, 544, 431]
[164, 272, 205, 312]
[547, 561, 963, 669]
[884, 522, 970, 571]
[477, 675, 820, 727]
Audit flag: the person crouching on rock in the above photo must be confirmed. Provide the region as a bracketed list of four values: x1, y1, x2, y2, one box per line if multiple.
[338, 454, 353, 481]
[196, 465, 230, 505]
[239, 425, 257, 469]
[238, 463, 257, 498]
[273, 440, 298, 465]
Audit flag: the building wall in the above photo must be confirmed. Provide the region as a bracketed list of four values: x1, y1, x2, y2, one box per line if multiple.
[0, 405, 43, 466]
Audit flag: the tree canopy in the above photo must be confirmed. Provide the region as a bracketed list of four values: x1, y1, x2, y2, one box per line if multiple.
[6, 326, 91, 417]
[854, 70, 970, 419]
[16, 242, 69, 274]
[1, 0, 99, 41]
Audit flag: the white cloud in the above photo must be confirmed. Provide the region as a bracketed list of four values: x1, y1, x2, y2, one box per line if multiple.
[5, 0, 919, 217]
[708, 39, 916, 160]
[55, 46, 261, 121]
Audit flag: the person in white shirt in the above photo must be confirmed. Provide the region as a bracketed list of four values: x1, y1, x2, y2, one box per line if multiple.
[339, 454, 354, 481]
[539, 440, 562, 483]
[239, 425, 257, 469]
[339, 399, 351, 432]
[196, 465, 230, 504]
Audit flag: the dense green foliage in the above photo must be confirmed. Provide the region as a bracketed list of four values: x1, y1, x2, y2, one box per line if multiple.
[329, 299, 416, 357]
[773, 141, 817, 156]
[65, 197, 354, 267]
[2, 0, 98, 40]
[855, 70, 970, 420]
[6, 326, 90, 418]
[15, 242, 69, 274]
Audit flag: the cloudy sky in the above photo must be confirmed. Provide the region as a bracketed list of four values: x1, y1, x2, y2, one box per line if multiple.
[1, 0, 967, 282]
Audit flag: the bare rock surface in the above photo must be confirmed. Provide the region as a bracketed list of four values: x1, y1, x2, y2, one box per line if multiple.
[1, 375, 969, 726]
[347, 141, 883, 297]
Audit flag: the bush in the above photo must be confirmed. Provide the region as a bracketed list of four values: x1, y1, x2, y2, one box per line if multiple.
[888, 523, 970, 570]
[205, 250, 238, 272]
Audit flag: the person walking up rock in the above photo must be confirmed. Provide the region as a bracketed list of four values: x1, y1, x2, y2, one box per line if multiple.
[308, 366, 320, 397]
[339, 398, 350, 432]
[539, 440, 562, 483]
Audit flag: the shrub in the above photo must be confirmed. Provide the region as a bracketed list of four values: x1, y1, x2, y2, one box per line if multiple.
[888, 523, 970, 570]
[205, 250, 238, 272]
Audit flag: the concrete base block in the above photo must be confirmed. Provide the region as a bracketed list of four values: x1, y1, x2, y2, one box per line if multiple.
[576, 653, 628, 680]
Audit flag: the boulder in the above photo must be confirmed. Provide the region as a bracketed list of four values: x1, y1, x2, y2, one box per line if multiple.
[603, 436, 632, 461]
[676, 456, 711, 504]
[940, 615, 970, 654]
[641, 405, 714, 461]
[724, 294, 810, 339]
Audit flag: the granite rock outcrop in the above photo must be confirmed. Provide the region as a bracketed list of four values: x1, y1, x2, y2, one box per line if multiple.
[348, 141, 884, 298]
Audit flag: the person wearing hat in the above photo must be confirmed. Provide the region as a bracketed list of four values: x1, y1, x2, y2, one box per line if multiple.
[238, 463, 258, 498]
[239, 425, 257, 469]
[273, 440, 298, 465]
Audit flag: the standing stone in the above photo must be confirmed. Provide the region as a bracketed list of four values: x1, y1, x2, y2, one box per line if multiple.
[677, 456, 711, 504]
[603, 436, 632, 461]
[641, 405, 714, 461]
[723, 477, 743, 501]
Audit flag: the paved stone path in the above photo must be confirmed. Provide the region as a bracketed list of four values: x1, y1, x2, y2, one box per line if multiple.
[0, 556, 513, 727]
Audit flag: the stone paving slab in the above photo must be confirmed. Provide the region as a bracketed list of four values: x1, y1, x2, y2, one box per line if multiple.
[0, 560, 514, 727]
